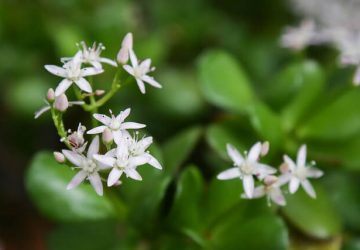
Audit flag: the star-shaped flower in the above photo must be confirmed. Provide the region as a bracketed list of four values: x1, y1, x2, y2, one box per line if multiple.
[217, 142, 276, 198]
[123, 50, 162, 94]
[45, 51, 103, 96]
[62, 136, 110, 196]
[283, 145, 323, 198]
[94, 143, 150, 187]
[87, 108, 145, 145]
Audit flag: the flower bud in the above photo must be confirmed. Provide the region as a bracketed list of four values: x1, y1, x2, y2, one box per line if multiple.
[280, 162, 289, 174]
[47, 88, 55, 102]
[117, 33, 133, 64]
[95, 89, 105, 96]
[260, 141, 270, 156]
[102, 128, 113, 144]
[54, 94, 69, 112]
[264, 175, 278, 186]
[53, 151, 65, 163]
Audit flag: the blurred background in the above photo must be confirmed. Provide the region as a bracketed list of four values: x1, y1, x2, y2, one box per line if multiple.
[1, 0, 360, 249]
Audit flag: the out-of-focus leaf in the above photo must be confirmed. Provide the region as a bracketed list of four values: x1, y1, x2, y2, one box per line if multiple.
[48, 221, 120, 250]
[281, 61, 325, 131]
[343, 238, 360, 250]
[198, 50, 254, 113]
[281, 183, 341, 239]
[167, 166, 204, 234]
[158, 233, 201, 250]
[248, 101, 284, 151]
[49, 24, 83, 56]
[298, 88, 360, 140]
[162, 126, 202, 175]
[289, 234, 342, 250]
[25, 152, 122, 222]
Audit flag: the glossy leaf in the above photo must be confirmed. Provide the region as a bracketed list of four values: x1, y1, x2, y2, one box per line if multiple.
[198, 50, 254, 113]
[25, 152, 121, 222]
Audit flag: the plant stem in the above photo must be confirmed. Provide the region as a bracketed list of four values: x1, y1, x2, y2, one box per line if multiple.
[51, 108, 71, 148]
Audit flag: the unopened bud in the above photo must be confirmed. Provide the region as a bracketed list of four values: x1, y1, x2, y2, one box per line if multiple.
[117, 33, 133, 64]
[280, 162, 289, 174]
[122, 32, 133, 49]
[261, 141, 270, 156]
[47, 88, 55, 102]
[264, 175, 278, 186]
[54, 94, 69, 112]
[95, 89, 105, 96]
[102, 128, 113, 144]
[53, 151, 65, 163]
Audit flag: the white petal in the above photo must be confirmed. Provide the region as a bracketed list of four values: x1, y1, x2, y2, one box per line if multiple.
[88, 172, 103, 196]
[255, 163, 277, 180]
[105, 148, 116, 157]
[120, 122, 146, 130]
[75, 78, 92, 93]
[122, 33, 133, 49]
[283, 155, 296, 172]
[123, 65, 135, 75]
[146, 154, 162, 169]
[140, 59, 151, 72]
[243, 175, 255, 198]
[93, 154, 116, 167]
[142, 75, 162, 88]
[129, 155, 150, 167]
[289, 177, 300, 194]
[297, 145, 307, 167]
[125, 168, 142, 181]
[129, 49, 138, 67]
[270, 188, 286, 206]
[306, 167, 324, 178]
[277, 173, 291, 186]
[107, 168, 123, 187]
[301, 179, 316, 198]
[87, 125, 107, 134]
[90, 61, 103, 70]
[93, 113, 112, 125]
[138, 137, 153, 150]
[44, 65, 67, 77]
[217, 167, 241, 180]
[116, 108, 131, 122]
[34, 106, 50, 119]
[248, 142, 262, 162]
[253, 186, 266, 198]
[226, 144, 244, 165]
[100, 57, 118, 67]
[62, 150, 83, 167]
[67, 170, 87, 190]
[136, 79, 146, 94]
[113, 130, 123, 145]
[116, 143, 128, 158]
[87, 136, 99, 158]
[55, 78, 73, 96]
[81, 67, 103, 77]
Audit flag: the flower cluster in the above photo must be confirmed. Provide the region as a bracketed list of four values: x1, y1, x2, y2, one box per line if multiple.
[35, 33, 163, 195]
[281, 0, 360, 85]
[217, 142, 323, 206]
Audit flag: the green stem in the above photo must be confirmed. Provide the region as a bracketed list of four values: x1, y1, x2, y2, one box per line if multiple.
[51, 108, 71, 148]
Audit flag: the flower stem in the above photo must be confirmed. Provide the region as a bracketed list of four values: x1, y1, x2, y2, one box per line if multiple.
[51, 108, 71, 148]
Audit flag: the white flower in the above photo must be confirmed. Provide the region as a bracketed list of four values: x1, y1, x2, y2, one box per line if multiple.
[217, 142, 276, 198]
[34, 96, 84, 119]
[94, 143, 150, 186]
[123, 50, 162, 94]
[281, 20, 319, 51]
[125, 134, 162, 170]
[62, 136, 109, 196]
[45, 51, 103, 96]
[63, 41, 117, 69]
[283, 145, 323, 198]
[67, 123, 87, 153]
[241, 175, 288, 206]
[87, 108, 145, 145]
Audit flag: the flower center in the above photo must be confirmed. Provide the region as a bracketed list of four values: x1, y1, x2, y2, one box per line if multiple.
[110, 119, 121, 130]
[82, 159, 97, 173]
[295, 165, 307, 180]
[240, 161, 253, 175]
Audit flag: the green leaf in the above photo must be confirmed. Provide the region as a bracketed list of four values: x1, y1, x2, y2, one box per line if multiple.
[298, 88, 360, 140]
[25, 152, 121, 222]
[167, 166, 204, 233]
[162, 126, 202, 176]
[198, 50, 254, 113]
[281, 183, 341, 239]
[281, 61, 325, 131]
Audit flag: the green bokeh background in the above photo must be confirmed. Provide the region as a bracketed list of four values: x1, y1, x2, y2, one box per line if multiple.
[1, 0, 360, 249]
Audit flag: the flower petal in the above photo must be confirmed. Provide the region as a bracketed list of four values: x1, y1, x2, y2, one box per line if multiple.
[100, 57, 117, 67]
[34, 106, 51, 119]
[116, 108, 131, 123]
[75, 78, 92, 93]
[125, 168, 142, 181]
[129, 155, 150, 167]
[217, 167, 241, 180]
[253, 186, 266, 198]
[88, 172, 103, 196]
[138, 136, 153, 150]
[113, 130, 123, 145]
[306, 167, 324, 178]
[289, 177, 300, 194]
[270, 188, 286, 206]
[129, 49, 138, 67]
[67, 170, 87, 190]
[81, 67, 103, 77]
[255, 163, 277, 180]
[243, 175, 255, 198]
[55, 78, 73, 96]
[123, 65, 135, 75]
[283, 155, 296, 172]
[226, 144, 244, 165]
[120, 122, 146, 130]
[87, 136, 99, 158]
[297, 145, 307, 167]
[301, 179, 316, 198]
[142, 75, 162, 88]
[140, 59, 151, 72]
[93, 113, 112, 125]
[107, 168, 123, 187]
[248, 142, 262, 162]
[44, 65, 67, 77]
[62, 150, 83, 167]
[87, 125, 107, 134]
[136, 79, 146, 94]
[146, 154, 162, 169]
[93, 154, 116, 167]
